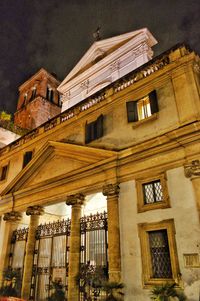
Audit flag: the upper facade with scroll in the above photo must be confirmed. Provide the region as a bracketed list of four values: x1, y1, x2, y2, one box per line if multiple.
[59, 28, 157, 111]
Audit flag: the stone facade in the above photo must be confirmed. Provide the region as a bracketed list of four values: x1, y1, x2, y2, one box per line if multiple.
[0, 30, 200, 301]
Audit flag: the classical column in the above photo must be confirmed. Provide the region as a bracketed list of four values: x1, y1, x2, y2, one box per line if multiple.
[103, 184, 121, 282]
[0, 211, 22, 287]
[184, 160, 200, 223]
[21, 206, 44, 300]
[66, 193, 85, 301]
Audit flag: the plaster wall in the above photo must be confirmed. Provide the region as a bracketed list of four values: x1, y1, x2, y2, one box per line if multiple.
[119, 167, 200, 301]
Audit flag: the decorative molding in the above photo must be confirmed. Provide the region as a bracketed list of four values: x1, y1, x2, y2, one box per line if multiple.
[26, 205, 44, 216]
[3, 211, 22, 222]
[66, 193, 85, 206]
[184, 160, 200, 178]
[110, 60, 120, 72]
[193, 63, 200, 74]
[80, 79, 89, 90]
[102, 183, 120, 197]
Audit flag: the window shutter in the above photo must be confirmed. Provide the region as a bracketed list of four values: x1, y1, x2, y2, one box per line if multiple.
[96, 115, 104, 139]
[23, 151, 33, 168]
[149, 90, 159, 114]
[126, 101, 138, 122]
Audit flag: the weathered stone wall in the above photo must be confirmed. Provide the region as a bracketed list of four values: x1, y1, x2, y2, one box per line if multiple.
[119, 167, 200, 301]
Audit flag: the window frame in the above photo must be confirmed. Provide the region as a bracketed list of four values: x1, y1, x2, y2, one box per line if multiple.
[126, 90, 158, 124]
[136, 174, 170, 213]
[138, 219, 180, 287]
[22, 151, 33, 169]
[85, 115, 104, 144]
[0, 163, 9, 182]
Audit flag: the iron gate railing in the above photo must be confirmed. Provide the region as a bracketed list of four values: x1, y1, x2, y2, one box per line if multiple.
[30, 219, 71, 301]
[80, 211, 108, 301]
[10, 211, 108, 301]
[9, 227, 28, 294]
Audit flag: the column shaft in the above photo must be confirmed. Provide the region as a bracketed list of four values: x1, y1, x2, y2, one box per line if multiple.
[103, 184, 121, 282]
[21, 206, 43, 300]
[67, 194, 84, 301]
[0, 211, 22, 287]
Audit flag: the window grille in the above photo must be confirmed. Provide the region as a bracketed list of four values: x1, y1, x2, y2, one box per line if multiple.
[142, 180, 163, 204]
[148, 230, 172, 278]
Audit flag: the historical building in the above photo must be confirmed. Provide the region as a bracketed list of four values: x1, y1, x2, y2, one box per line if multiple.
[14, 69, 61, 130]
[0, 28, 200, 301]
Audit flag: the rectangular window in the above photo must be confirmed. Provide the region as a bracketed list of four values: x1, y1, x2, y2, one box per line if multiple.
[138, 219, 180, 287]
[30, 88, 37, 100]
[23, 151, 33, 168]
[148, 230, 172, 278]
[0, 164, 8, 181]
[136, 174, 170, 212]
[143, 180, 163, 204]
[126, 90, 158, 123]
[85, 115, 104, 143]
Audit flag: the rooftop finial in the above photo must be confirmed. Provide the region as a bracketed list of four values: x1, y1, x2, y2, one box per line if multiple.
[93, 26, 101, 41]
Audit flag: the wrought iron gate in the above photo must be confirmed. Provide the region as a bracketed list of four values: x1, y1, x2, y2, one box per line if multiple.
[79, 211, 108, 301]
[9, 227, 28, 294]
[30, 219, 71, 301]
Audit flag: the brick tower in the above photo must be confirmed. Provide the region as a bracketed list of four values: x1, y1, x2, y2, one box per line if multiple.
[14, 69, 61, 130]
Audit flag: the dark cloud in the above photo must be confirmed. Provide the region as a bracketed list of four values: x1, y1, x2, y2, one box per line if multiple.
[0, 0, 200, 114]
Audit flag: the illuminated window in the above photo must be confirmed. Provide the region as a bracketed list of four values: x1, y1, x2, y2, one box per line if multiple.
[138, 219, 180, 287]
[30, 87, 37, 100]
[137, 96, 151, 120]
[126, 90, 158, 122]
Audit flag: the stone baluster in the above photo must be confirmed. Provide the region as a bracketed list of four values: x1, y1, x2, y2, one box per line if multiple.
[0, 211, 22, 287]
[184, 160, 200, 223]
[21, 206, 44, 300]
[103, 184, 121, 282]
[66, 193, 85, 301]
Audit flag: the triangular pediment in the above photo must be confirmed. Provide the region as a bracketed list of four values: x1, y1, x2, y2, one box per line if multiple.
[59, 28, 157, 89]
[2, 141, 117, 195]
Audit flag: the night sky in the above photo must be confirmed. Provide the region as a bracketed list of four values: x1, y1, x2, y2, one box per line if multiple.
[0, 0, 200, 115]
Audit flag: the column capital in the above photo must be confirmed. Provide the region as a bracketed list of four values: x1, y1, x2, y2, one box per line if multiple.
[184, 160, 200, 179]
[66, 193, 85, 206]
[3, 211, 22, 222]
[103, 183, 120, 197]
[26, 205, 44, 216]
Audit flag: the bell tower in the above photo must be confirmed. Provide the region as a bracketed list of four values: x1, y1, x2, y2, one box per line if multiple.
[14, 69, 61, 130]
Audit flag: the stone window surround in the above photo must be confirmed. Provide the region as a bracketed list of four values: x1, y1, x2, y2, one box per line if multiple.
[136, 173, 170, 213]
[0, 162, 9, 182]
[138, 219, 180, 288]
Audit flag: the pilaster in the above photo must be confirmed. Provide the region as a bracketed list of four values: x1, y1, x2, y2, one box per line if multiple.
[103, 183, 121, 282]
[66, 193, 85, 301]
[0, 211, 22, 287]
[184, 160, 200, 223]
[21, 206, 44, 300]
